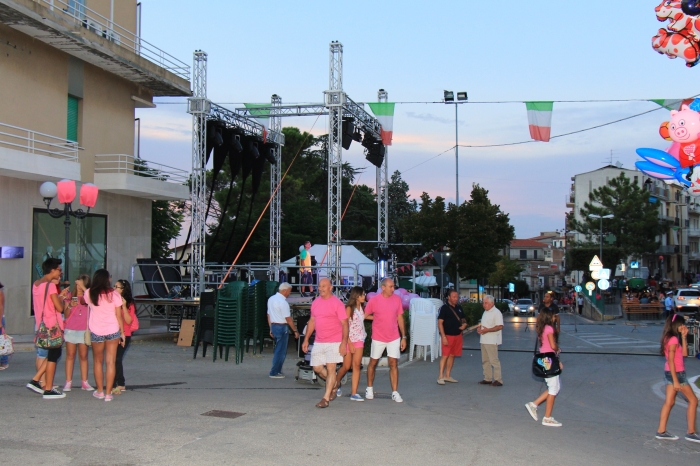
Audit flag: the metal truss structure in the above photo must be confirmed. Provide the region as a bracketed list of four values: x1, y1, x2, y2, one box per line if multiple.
[186, 42, 384, 296]
[377, 89, 389, 249]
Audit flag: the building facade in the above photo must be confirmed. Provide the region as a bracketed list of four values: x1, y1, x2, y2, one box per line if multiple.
[0, 0, 190, 333]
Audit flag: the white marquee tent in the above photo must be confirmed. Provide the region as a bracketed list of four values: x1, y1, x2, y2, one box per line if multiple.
[280, 244, 375, 282]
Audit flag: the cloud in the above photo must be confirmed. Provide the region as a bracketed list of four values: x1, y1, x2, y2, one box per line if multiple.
[405, 112, 457, 125]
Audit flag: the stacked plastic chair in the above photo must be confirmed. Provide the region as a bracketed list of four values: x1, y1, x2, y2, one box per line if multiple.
[193, 290, 216, 359]
[244, 281, 267, 354]
[409, 297, 440, 362]
[213, 281, 247, 363]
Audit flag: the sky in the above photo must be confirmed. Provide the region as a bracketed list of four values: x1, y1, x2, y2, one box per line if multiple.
[135, 0, 700, 241]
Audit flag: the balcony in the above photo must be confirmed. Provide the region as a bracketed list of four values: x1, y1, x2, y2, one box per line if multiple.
[688, 228, 700, 238]
[690, 251, 700, 261]
[94, 154, 189, 200]
[565, 191, 574, 208]
[0, 0, 190, 96]
[0, 121, 80, 181]
[654, 186, 670, 199]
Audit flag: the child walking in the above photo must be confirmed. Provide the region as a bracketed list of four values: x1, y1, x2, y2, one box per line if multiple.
[525, 308, 563, 427]
[655, 314, 699, 443]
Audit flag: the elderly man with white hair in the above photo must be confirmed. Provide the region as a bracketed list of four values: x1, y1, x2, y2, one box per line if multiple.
[267, 282, 299, 378]
[477, 295, 504, 386]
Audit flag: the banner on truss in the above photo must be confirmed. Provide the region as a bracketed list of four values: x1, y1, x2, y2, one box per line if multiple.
[243, 103, 270, 142]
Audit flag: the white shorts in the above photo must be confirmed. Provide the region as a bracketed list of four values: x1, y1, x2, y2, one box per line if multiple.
[545, 375, 561, 396]
[310, 342, 344, 367]
[370, 338, 401, 359]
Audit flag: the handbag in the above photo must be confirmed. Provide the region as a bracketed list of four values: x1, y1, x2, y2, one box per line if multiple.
[35, 282, 64, 349]
[0, 329, 14, 357]
[531, 334, 561, 379]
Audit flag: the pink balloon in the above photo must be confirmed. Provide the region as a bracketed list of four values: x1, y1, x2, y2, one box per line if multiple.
[398, 288, 409, 295]
[367, 292, 377, 301]
[424, 272, 431, 276]
[409, 293, 420, 300]
[401, 294, 411, 310]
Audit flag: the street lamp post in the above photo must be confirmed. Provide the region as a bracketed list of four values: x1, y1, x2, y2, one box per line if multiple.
[587, 214, 614, 262]
[39, 180, 99, 283]
[444, 91, 467, 295]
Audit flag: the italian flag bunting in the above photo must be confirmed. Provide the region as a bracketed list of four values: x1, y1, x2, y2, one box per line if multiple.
[367, 102, 395, 145]
[243, 103, 270, 142]
[525, 101, 553, 142]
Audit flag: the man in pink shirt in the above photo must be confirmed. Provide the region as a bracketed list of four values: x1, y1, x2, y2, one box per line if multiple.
[364, 278, 407, 403]
[302, 278, 348, 408]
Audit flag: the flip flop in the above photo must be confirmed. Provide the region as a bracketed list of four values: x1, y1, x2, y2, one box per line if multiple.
[111, 388, 122, 395]
[315, 398, 329, 408]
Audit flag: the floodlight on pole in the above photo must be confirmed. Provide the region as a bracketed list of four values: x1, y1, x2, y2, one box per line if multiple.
[588, 213, 614, 262]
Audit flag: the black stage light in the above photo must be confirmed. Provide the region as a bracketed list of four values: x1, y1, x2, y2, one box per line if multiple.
[365, 142, 385, 168]
[362, 132, 377, 149]
[261, 143, 277, 164]
[247, 139, 260, 159]
[229, 128, 244, 153]
[457, 91, 468, 101]
[352, 129, 363, 142]
[342, 117, 355, 150]
[444, 90, 454, 103]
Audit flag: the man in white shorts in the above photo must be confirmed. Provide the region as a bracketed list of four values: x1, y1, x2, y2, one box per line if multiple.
[364, 278, 407, 403]
[301, 278, 348, 408]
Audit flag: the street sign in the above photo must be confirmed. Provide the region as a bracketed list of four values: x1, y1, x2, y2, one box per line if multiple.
[598, 278, 610, 290]
[589, 255, 603, 270]
[598, 268, 611, 280]
[585, 281, 596, 296]
[591, 269, 600, 280]
[630, 261, 638, 269]
[575, 285, 582, 292]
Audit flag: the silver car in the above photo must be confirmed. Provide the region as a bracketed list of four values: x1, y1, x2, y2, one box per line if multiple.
[673, 288, 700, 314]
[513, 299, 536, 316]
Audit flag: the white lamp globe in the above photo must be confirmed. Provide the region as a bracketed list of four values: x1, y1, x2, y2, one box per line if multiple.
[39, 181, 57, 198]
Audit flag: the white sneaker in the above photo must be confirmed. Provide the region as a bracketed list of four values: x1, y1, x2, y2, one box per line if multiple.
[365, 387, 374, 400]
[525, 402, 538, 421]
[542, 416, 562, 427]
[392, 391, 403, 403]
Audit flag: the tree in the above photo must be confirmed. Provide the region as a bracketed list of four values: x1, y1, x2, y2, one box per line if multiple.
[151, 200, 184, 259]
[568, 173, 669, 258]
[387, 171, 417, 261]
[488, 257, 523, 294]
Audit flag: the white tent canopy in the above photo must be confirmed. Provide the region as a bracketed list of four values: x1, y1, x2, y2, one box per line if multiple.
[280, 244, 376, 279]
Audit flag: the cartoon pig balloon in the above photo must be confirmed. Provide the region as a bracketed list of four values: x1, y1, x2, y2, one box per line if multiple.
[669, 104, 700, 180]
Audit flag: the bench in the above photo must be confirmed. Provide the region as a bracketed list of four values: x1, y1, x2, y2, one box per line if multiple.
[621, 302, 663, 321]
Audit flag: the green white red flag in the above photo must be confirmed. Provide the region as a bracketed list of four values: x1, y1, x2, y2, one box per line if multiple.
[367, 102, 395, 145]
[525, 101, 553, 142]
[243, 103, 269, 142]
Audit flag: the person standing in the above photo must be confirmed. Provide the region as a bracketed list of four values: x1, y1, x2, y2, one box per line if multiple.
[437, 289, 467, 385]
[62, 275, 94, 392]
[664, 293, 674, 319]
[113, 279, 138, 394]
[364, 278, 407, 403]
[299, 241, 314, 297]
[539, 291, 560, 332]
[267, 283, 298, 378]
[301, 278, 348, 408]
[576, 294, 583, 315]
[334, 286, 370, 400]
[477, 295, 504, 387]
[0, 280, 8, 370]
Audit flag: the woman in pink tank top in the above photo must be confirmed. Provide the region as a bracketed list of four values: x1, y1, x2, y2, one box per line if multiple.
[62, 274, 94, 393]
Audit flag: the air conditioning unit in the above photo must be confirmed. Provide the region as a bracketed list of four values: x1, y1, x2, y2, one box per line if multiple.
[105, 30, 120, 45]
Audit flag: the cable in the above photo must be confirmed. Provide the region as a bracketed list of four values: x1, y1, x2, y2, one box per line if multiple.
[154, 98, 695, 105]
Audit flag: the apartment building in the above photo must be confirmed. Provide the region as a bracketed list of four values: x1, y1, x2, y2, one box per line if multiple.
[0, 0, 191, 333]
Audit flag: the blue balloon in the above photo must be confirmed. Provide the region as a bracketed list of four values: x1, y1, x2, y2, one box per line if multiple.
[635, 148, 680, 169]
[682, 0, 700, 16]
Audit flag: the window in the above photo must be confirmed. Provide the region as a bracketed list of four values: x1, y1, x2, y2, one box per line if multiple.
[520, 250, 527, 259]
[534, 250, 538, 259]
[67, 95, 79, 142]
[31, 209, 107, 314]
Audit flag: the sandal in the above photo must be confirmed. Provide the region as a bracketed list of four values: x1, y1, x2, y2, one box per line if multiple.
[329, 382, 339, 401]
[315, 398, 330, 408]
[111, 387, 122, 395]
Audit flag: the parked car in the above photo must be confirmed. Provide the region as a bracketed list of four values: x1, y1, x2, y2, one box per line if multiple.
[513, 298, 536, 316]
[673, 288, 700, 315]
[498, 299, 514, 313]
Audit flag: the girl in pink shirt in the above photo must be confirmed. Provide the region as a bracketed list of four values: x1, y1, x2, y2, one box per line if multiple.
[525, 308, 563, 427]
[63, 274, 94, 393]
[655, 314, 699, 443]
[113, 279, 137, 394]
[334, 287, 372, 401]
[81, 269, 125, 402]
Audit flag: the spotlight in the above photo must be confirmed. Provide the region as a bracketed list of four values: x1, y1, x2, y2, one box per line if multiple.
[213, 126, 224, 146]
[457, 91, 468, 101]
[232, 135, 243, 153]
[444, 90, 454, 103]
[342, 118, 355, 150]
[352, 129, 363, 142]
[261, 143, 277, 164]
[245, 138, 260, 159]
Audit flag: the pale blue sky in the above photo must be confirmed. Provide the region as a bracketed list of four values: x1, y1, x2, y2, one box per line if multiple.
[136, 0, 699, 239]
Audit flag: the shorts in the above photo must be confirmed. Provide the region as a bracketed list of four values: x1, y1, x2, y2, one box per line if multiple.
[441, 334, 463, 357]
[64, 329, 86, 345]
[90, 330, 121, 343]
[47, 347, 62, 363]
[310, 342, 344, 367]
[346, 341, 364, 353]
[545, 375, 561, 395]
[370, 338, 401, 360]
[36, 347, 48, 359]
[664, 370, 689, 386]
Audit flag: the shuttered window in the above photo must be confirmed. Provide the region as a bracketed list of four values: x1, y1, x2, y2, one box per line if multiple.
[67, 95, 79, 142]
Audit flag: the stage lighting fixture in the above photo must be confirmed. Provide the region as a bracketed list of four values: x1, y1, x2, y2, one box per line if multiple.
[261, 143, 277, 164]
[361, 132, 377, 149]
[342, 118, 355, 150]
[232, 135, 243, 153]
[245, 138, 260, 159]
[213, 126, 224, 146]
[444, 90, 454, 103]
[365, 143, 385, 168]
[352, 129, 362, 142]
[457, 91, 468, 101]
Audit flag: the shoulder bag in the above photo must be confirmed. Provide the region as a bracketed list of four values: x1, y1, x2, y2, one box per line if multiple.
[447, 304, 467, 329]
[35, 282, 64, 349]
[531, 334, 561, 379]
[0, 327, 14, 357]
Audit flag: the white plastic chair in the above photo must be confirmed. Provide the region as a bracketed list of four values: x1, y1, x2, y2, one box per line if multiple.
[409, 298, 439, 361]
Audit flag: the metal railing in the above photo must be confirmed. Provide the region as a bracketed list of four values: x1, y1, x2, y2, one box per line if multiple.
[0, 121, 79, 160]
[688, 228, 700, 237]
[95, 154, 189, 184]
[37, 0, 190, 81]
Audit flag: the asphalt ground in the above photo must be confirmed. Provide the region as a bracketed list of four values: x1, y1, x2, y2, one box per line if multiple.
[0, 321, 699, 465]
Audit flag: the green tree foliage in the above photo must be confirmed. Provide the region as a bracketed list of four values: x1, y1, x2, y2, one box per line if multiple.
[568, 173, 669, 259]
[566, 246, 625, 272]
[151, 200, 184, 259]
[514, 279, 530, 297]
[387, 171, 417, 261]
[488, 257, 523, 289]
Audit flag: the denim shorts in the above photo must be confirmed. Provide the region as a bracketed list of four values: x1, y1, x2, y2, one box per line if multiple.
[36, 347, 49, 358]
[90, 330, 121, 343]
[664, 370, 689, 386]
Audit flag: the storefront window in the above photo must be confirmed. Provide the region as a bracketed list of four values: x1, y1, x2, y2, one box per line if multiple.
[32, 208, 107, 289]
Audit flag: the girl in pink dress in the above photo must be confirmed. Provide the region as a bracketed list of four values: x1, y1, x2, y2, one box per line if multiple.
[63, 274, 94, 392]
[335, 286, 372, 401]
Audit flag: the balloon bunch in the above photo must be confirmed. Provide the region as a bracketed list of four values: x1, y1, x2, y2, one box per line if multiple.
[652, 0, 700, 67]
[636, 98, 700, 195]
[367, 287, 420, 311]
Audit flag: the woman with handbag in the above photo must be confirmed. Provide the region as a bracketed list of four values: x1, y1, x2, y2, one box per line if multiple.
[62, 275, 95, 392]
[113, 279, 138, 394]
[82, 269, 125, 402]
[27, 258, 68, 399]
[526, 307, 563, 427]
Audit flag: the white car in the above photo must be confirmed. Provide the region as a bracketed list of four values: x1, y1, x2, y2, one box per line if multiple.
[673, 288, 700, 314]
[513, 299, 536, 316]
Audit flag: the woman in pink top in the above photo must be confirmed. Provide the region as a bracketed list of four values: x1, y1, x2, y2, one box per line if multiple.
[334, 287, 373, 401]
[27, 258, 69, 399]
[113, 279, 137, 394]
[81, 269, 125, 402]
[62, 274, 94, 393]
[655, 314, 699, 443]
[525, 308, 563, 427]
